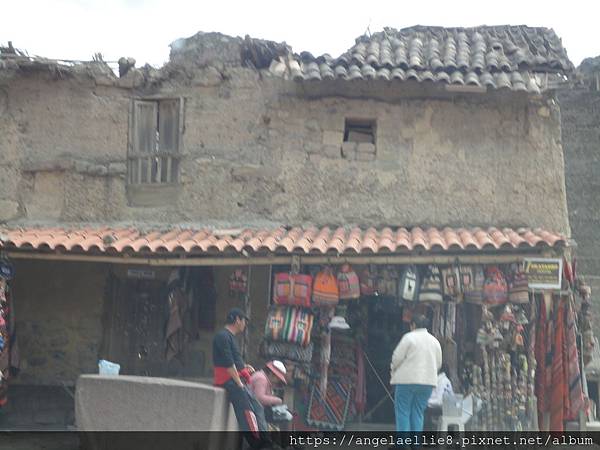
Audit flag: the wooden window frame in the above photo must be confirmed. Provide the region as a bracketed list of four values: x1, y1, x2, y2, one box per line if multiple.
[127, 97, 184, 186]
[343, 118, 376, 144]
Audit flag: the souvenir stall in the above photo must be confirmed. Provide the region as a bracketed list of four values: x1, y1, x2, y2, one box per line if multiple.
[0, 256, 18, 409]
[258, 256, 593, 432]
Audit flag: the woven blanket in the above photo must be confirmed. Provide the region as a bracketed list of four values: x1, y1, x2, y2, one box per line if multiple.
[306, 379, 352, 430]
[265, 306, 314, 346]
[261, 340, 314, 363]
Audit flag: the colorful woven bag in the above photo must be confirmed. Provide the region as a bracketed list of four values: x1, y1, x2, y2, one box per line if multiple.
[418, 265, 443, 303]
[465, 265, 485, 304]
[337, 264, 360, 300]
[229, 269, 248, 296]
[273, 273, 313, 307]
[441, 266, 461, 297]
[265, 306, 314, 347]
[313, 267, 339, 306]
[359, 265, 377, 295]
[483, 266, 508, 307]
[508, 265, 529, 304]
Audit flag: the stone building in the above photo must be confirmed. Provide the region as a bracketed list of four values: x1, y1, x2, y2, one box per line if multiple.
[0, 25, 574, 428]
[558, 57, 600, 326]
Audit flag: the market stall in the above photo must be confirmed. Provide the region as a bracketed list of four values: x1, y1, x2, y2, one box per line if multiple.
[258, 257, 594, 432]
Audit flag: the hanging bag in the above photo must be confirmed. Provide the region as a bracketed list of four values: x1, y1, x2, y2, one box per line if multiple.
[441, 266, 461, 298]
[398, 265, 420, 302]
[418, 265, 443, 303]
[508, 264, 529, 304]
[458, 265, 474, 299]
[229, 269, 248, 297]
[483, 266, 508, 307]
[465, 265, 485, 304]
[359, 265, 377, 296]
[273, 273, 313, 307]
[337, 264, 360, 300]
[377, 266, 398, 297]
[312, 267, 339, 306]
[265, 306, 314, 347]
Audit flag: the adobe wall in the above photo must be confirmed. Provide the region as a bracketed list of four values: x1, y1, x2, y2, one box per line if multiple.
[10, 260, 106, 385]
[0, 33, 570, 234]
[8, 259, 270, 385]
[557, 84, 600, 325]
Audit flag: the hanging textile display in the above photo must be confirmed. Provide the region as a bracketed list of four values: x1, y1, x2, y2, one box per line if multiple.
[306, 379, 352, 431]
[258, 259, 589, 433]
[549, 297, 566, 431]
[307, 331, 357, 430]
[260, 340, 314, 363]
[0, 257, 18, 408]
[164, 269, 193, 361]
[565, 297, 584, 421]
[265, 306, 314, 347]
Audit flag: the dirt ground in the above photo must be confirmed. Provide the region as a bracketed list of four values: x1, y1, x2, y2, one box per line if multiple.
[0, 433, 79, 450]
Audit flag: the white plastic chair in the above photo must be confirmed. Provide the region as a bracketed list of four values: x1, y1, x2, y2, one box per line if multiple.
[438, 394, 475, 432]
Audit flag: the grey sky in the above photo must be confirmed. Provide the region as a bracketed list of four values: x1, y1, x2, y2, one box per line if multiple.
[4, 0, 599, 68]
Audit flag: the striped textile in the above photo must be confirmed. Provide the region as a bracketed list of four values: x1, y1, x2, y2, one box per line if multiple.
[565, 298, 584, 421]
[306, 379, 352, 430]
[534, 296, 549, 429]
[265, 306, 314, 346]
[549, 298, 565, 431]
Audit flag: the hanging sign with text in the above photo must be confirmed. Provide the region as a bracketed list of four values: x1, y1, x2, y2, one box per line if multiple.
[523, 258, 563, 290]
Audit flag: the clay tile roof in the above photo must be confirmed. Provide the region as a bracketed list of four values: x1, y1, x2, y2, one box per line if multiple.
[271, 25, 573, 93]
[0, 226, 567, 257]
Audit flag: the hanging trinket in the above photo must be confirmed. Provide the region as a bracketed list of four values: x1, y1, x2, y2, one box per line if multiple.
[513, 325, 525, 350]
[514, 307, 529, 325]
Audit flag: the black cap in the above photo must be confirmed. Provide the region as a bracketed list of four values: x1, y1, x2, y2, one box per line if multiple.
[226, 308, 249, 323]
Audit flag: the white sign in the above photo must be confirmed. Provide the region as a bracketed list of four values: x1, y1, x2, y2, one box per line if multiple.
[127, 268, 156, 280]
[523, 258, 563, 290]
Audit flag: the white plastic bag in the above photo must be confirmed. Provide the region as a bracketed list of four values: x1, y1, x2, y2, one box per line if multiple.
[98, 359, 120, 375]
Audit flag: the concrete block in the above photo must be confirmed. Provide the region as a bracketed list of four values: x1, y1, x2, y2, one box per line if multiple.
[538, 106, 550, 118]
[322, 130, 343, 147]
[305, 119, 320, 132]
[0, 200, 20, 221]
[356, 152, 376, 162]
[75, 375, 237, 432]
[357, 142, 376, 154]
[107, 163, 127, 175]
[231, 165, 278, 181]
[324, 145, 341, 159]
[341, 141, 358, 160]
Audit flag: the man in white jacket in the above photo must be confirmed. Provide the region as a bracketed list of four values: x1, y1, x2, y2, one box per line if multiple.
[390, 314, 442, 432]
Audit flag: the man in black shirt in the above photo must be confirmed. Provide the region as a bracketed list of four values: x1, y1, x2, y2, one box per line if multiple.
[213, 308, 264, 445]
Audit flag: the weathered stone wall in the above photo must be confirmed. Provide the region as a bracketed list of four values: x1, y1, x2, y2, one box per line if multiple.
[10, 260, 106, 385]
[0, 33, 570, 234]
[557, 85, 600, 324]
[8, 259, 270, 385]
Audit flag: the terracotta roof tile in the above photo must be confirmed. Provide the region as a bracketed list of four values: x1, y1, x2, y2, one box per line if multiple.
[0, 226, 567, 256]
[271, 25, 572, 93]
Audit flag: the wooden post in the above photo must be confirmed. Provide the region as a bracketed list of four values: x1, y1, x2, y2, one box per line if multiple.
[242, 265, 252, 360]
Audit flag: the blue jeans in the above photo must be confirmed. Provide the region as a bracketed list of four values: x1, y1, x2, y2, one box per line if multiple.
[394, 384, 433, 432]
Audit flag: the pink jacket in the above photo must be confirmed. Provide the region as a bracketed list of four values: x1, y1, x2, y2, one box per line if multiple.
[249, 370, 282, 406]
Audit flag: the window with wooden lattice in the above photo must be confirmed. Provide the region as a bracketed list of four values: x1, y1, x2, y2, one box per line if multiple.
[128, 98, 183, 184]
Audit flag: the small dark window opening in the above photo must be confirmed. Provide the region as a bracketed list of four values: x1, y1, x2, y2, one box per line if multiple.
[344, 119, 376, 144]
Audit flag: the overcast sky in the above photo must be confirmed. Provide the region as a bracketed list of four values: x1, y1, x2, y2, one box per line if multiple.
[4, 0, 599, 68]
